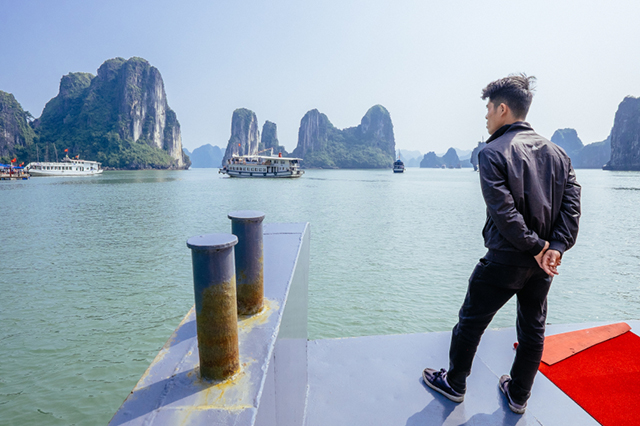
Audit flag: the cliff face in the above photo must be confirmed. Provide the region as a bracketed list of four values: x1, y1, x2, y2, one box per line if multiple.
[604, 96, 640, 170]
[293, 109, 332, 160]
[222, 108, 260, 164]
[442, 148, 461, 168]
[260, 120, 287, 156]
[0, 91, 36, 161]
[292, 105, 395, 168]
[470, 141, 487, 171]
[420, 148, 462, 169]
[576, 136, 610, 168]
[550, 127, 610, 169]
[189, 144, 224, 168]
[358, 105, 395, 158]
[420, 152, 442, 168]
[260, 121, 278, 149]
[551, 128, 584, 158]
[116, 58, 183, 162]
[36, 57, 187, 169]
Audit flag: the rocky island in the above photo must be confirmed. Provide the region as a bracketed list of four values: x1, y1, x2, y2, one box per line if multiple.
[186, 144, 224, 168]
[551, 128, 610, 169]
[0, 57, 189, 169]
[291, 105, 395, 168]
[420, 148, 466, 168]
[219, 105, 394, 169]
[604, 96, 640, 171]
[221, 109, 287, 166]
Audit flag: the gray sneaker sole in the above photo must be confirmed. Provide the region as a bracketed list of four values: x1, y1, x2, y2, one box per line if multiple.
[499, 375, 526, 414]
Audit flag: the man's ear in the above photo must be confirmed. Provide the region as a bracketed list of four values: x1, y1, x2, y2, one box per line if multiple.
[499, 103, 513, 119]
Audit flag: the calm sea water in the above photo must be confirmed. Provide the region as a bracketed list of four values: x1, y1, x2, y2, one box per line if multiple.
[1, 168, 639, 425]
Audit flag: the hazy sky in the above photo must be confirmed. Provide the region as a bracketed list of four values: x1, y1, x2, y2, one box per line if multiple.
[2, 0, 639, 154]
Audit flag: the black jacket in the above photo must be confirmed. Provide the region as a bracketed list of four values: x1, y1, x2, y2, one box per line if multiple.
[479, 122, 581, 267]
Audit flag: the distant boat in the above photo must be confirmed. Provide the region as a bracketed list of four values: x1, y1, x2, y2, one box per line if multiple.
[26, 155, 103, 177]
[393, 159, 405, 173]
[219, 154, 304, 178]
[0, 164, 30, 180]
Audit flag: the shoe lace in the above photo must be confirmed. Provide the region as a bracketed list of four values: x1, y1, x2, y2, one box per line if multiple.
[434, 368, 447, 379]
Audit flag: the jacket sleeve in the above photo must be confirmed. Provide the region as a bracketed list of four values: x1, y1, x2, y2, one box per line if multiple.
[478, 148, 546, 255]
[548, 162, 581, 255]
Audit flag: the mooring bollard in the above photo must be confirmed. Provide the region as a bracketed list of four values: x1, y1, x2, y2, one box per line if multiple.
[186, 233, 239, 381]
[228, 210, 265, 315]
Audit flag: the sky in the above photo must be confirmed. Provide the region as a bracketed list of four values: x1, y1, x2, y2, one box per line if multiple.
[2, 0, 640, 155]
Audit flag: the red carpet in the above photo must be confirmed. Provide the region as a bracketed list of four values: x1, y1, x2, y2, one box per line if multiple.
[539, 330, 640, 426]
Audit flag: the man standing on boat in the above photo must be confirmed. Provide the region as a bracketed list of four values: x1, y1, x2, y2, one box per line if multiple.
[422, 74, 581, 414]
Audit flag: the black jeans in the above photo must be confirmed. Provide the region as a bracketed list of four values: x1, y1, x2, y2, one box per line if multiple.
[447, 258, 552, 404]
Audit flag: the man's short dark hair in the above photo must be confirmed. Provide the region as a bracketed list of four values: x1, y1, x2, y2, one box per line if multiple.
[481, 74, 536, 119]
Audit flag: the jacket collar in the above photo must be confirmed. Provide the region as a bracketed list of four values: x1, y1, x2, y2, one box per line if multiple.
[486, 121, 533, 144]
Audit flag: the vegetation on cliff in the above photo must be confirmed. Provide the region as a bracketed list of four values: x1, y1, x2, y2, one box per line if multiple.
[0, 91, 36, 164]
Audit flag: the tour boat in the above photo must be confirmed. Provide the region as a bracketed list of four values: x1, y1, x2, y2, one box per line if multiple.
[26, 156, 103, 177]
[219, 154, 304, 178]
[393, 159, 405, 173]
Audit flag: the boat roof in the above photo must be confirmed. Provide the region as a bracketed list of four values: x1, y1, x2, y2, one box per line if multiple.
[231, 154, 303, 161]
[26, 158, 101, 165]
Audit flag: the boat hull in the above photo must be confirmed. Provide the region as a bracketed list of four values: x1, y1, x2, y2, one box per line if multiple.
[222, 170, 304, 178]
[29, 169, 103, 177]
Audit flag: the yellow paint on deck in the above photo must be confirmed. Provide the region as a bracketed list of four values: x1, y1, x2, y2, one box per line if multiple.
[125, 299, 278, 415]
[179, 298, 278, 410]
[238, 298, 279, 333]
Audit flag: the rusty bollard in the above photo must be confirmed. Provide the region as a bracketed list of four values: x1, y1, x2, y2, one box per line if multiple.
[186, 233, 239, 381]
[228, 211, 265, 315]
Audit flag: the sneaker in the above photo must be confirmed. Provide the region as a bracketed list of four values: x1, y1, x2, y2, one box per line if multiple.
[422, 368, 465, 403]
[499, 375, 527, 414]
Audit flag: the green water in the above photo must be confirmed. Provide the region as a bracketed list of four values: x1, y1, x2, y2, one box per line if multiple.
[1, 168, 639, 425]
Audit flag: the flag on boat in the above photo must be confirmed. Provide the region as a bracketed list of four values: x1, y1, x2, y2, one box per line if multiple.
[64, 148, 68, 152]
[11, 158, 16, 163]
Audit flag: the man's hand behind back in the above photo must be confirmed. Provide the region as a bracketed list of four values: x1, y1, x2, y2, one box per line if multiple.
[541, 249, 562, 276]
[534, 241, 550, 272]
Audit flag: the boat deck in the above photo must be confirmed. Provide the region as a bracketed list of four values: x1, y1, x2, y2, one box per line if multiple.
[305, 321, 637, 425]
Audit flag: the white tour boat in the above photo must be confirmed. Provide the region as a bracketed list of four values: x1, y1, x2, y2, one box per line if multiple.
[26, 155, 103, 177]
[219, 154, 304, 178]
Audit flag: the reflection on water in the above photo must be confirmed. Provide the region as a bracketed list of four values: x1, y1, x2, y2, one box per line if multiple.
[40, 173, 181, 185]
[1, 168, 639, 425]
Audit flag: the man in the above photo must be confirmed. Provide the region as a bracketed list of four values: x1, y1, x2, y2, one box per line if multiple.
[422, 74, 581, 414]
